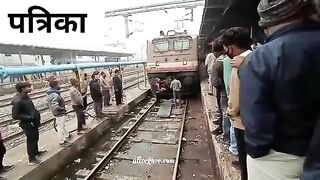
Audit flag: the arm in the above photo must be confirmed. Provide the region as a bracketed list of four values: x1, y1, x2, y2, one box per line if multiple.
[239, 52, 277, 158]
[227, 68, 240, 117]
[12, 102, 33, 122]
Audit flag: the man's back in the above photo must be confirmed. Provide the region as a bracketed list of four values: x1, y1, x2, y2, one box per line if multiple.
[170, 79, 181, 92]
[240, 19, 320, 158]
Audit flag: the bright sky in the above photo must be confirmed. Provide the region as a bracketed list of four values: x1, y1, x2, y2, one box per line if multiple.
[0, 0, 204, 57]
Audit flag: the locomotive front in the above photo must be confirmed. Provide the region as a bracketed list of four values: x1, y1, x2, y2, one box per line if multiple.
[146, 30, 199, 96]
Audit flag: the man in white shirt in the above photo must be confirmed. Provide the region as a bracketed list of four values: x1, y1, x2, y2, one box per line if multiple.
[205, 51, 216, 95]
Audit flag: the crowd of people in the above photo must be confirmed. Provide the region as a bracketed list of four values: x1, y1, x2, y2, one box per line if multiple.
[0, 67, 125, 177]
[205, 0, 320, 180]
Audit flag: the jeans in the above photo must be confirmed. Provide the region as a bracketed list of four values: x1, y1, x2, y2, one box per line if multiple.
[55, 115, 69, 144]
[21, 125, 39, 161]
[221, 92, 238, 155]
[173, 90, 181, 107]
[93, 99, 103, 117]
[220, 92, 230, 140]
[235, 128, 248, 180]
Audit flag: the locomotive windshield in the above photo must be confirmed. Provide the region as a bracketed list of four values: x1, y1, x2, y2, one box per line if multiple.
[153, 41, 169, 52]
[174, 39, 190, 50]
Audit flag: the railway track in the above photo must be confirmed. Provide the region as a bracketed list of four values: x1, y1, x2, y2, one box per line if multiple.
[0, 71, 145, 127]
[51, 98, 189, 180]
[3, 76, 146, 145]
[0, 69, 143, 108]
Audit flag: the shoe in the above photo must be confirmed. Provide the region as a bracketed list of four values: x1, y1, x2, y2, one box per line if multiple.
[0, 165, 14, 174]
[0, 176, 7, 180]
[208, 93, 213, 96]
[77, 130, 86, 135]
[28, 158, 42, 166]
[211, 128, 223, 135]
[36, 150, 47, 157]
[59, 141, 71, 147]
[231, 161, 240, 171]
[82, 125, 88, 129]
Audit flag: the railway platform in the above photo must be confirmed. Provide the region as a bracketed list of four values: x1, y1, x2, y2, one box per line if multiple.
[200, 80, 240, 180]
[1, 86, 150, 180]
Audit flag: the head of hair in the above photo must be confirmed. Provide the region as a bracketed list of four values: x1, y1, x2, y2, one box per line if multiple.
[46, 76, 59, 88]
[114, 69, 120, 74]
[221, 27, 252, 50]
[84, 73, 87, 77]
[212, 37, 224, 52]
[15, 82, 31, 93]
[70, 78, 79, 86]
[91, 71, 100, 79]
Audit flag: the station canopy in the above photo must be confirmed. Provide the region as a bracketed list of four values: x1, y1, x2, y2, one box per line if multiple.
[0, 42, 133, 57]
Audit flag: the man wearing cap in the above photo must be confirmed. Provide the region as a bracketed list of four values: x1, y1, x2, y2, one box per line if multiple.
[239, 1, 320, 179]
[70, 78, 87, 134]
[47, 77, 71, 147]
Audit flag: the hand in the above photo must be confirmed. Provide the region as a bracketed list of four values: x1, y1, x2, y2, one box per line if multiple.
[230, 56, 245, 68]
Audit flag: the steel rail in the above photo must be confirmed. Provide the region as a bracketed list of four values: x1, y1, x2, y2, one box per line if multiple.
[3, 77, 146, 143]
[172, 100, 189, 180]
[83, 98, 156, 180]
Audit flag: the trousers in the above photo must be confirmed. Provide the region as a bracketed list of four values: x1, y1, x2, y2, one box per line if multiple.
[72, 105, 86, 131]
[235, 128, 247, 180]
[93, 99, 103, 117]
[21, 125, 39, 161]
[247, 150, 305, 180]
[115, 90, 122, 105]
[173, 90, 181, 107]
[0, 141, 6, 168]
[55, 115, 69, 144]
[102, 89, 110, 106]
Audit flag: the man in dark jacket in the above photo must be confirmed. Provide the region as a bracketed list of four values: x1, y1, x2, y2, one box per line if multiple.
[12, 82, 46, 166]
[89, 71, 103, 118]
[47, 77, 70, 147]
[113, 69, 123, 105]
[239, 0, 320, 179]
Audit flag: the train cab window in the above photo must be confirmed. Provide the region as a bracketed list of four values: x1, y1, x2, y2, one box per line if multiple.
[153, 41, 169, 53]
[174, 39, 190, 51]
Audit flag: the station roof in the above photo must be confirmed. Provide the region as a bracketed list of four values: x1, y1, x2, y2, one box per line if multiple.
[198, 0, 230, 48]
[199, 0, 264, 50]
[0, 43, 133, 57]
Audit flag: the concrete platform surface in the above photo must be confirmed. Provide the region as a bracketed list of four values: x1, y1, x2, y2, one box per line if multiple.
[200, 80, 240, 180]
[2, 86, 150, 180]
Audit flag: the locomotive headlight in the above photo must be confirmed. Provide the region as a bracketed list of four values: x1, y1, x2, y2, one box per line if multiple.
[183, 60, 187, 65]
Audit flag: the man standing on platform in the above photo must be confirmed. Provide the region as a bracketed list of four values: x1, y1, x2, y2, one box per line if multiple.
[113, 69, 123, 105]
[89, 71, 103, 118]
[205, 50, 216, 96]
[240, 1, 320, 179]
[47, 77, 71, 147]
[70, 78, 87, 135]
[12, 82, 47, 165]
[80, 73, 89, 110]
